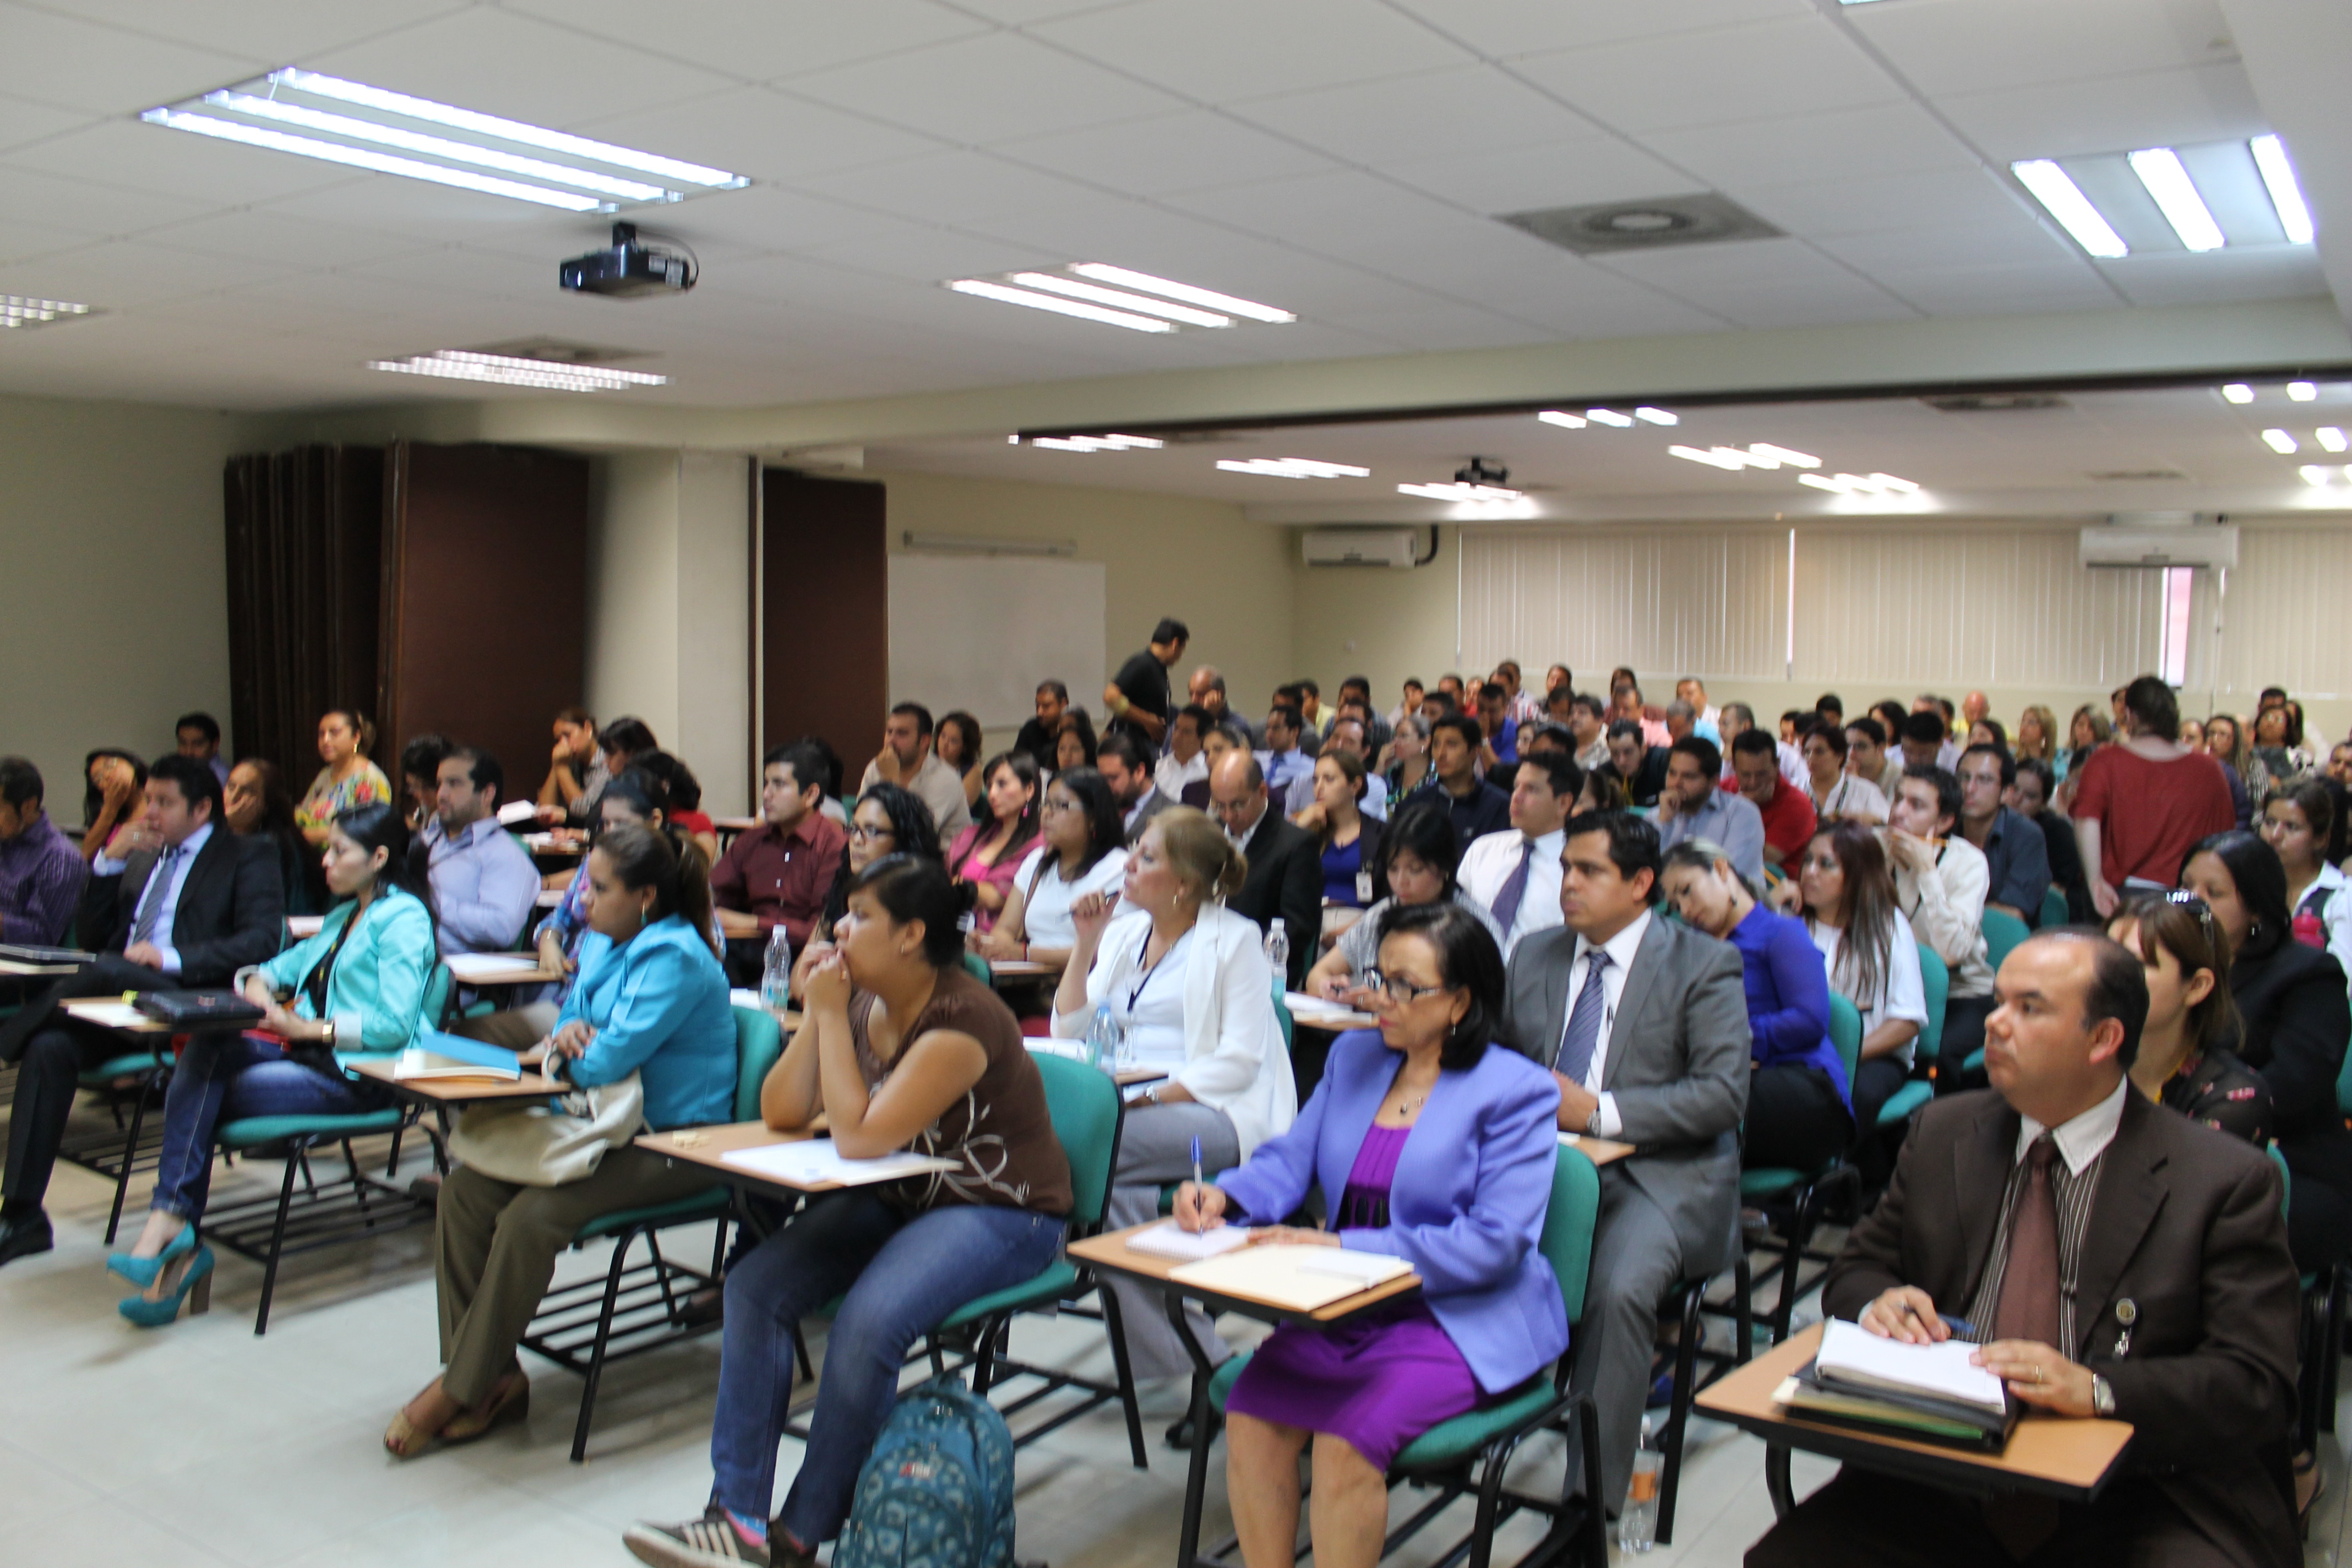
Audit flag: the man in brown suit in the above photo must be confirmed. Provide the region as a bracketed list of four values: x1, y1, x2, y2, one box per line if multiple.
[1748, 929, 2300, 1567]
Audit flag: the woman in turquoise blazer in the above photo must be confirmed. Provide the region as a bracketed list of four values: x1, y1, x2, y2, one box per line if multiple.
[388, 821, 737, 1458]
[108, 802, 437, 1326]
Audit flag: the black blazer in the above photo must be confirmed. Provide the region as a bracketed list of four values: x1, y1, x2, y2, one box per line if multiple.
[1229, 810, 1319, 988]
[1828, 1089, 2300, 1568]
[78, 829, 286, 985]
[2223, 938, 2351, 1143]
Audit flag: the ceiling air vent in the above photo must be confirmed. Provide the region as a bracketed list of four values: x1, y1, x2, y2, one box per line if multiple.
[1498, 193, 1782, 255]
[1923, 393, 2072, 413]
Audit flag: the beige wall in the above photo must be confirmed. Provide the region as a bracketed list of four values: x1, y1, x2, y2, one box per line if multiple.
[0, 393, 263, 817]
[872, 467, 1299, 755]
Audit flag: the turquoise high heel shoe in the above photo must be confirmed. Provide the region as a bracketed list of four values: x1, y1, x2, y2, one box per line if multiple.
[117, 1245, 213, 1328]
[106, 1222, 196, 1287]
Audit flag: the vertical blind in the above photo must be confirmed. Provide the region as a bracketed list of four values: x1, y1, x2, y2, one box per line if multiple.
[1458, 521, 2323, 694]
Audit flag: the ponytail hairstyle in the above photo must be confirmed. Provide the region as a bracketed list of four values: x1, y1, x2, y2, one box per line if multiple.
[324, 707, 377, 757]
[335, 801, 437, 934]
[597, 821, 718, 958]
[1151, 805, 1248, 906]
[633, 749, 703, 813]
[850, 852, 979, 968]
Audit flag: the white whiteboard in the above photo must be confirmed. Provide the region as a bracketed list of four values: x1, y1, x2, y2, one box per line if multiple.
[888, 554, 1107, 731]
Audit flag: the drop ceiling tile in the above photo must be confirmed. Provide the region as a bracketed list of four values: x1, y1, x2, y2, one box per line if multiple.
[2101, 245, 2330, 308]
[0, 164, 219, 239]
[8, 118, 368, 203]
[1681, 277, 1920, 330]
[502, 0, 986, 83]
[138, 208, 446, 269]
[1509, 17, 1903, 135]
[303, 9, 734, 128]
[15, 0, 473, 63]
[1163, 167, 1489, 253]
[0, 92, 97, 155]
[1938, 63, 2267, 162]
[1849, 0, 2236, 97]
[937, 0, 1124, 24]
[1816, 221, 2079, 275]
[0, 237, 312, 309]
[1592, 234, 1870, 293]
[1866, 259, 2117, 317]
[787, 32, 1185, 145]
[1035, 0, 1472, 103]
[786, 220, 1053, 283]
[1229, 64, 1603, 167]
[1477, 268, 1733, 337]
[607, 186, 913, 257]
[577, 87, 949, 184]
[992, 110, 1338, 197]
[1644, 102, 1977, 193]
[0, 3, 253, 114]
[1382, 137, 1696, 217]
[246, 170, 610, 236]
[1374, 0, 1812, 61]
[1310, 300, 1554, 352]
[0, 221, 85, 265]
[787, 150, 1113, 227]
[1737, 166, 2031, 238]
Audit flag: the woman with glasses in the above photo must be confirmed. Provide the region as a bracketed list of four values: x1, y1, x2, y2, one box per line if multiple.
[1172, 901, 1564, 1567]
[789, 782, 943, 995]
[1303, 801, 1498, 1001]
[2263, 780, 2352, 1003]
[1052, 807, 1296, 1423]
[977, 766, 1127, 971]
[2108, 891, 2271, 1145]
[2180, 830, 2352, 1275]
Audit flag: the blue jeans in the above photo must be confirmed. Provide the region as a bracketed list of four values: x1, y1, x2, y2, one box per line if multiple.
[150, 1032, 390, 1221]
[710, 1193, 1065, 1543]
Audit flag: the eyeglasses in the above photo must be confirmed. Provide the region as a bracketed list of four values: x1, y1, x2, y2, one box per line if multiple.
[1041, 796, 1078, 814]
[848, 823, 893, 843]
[1360, 969, 1452, 1005]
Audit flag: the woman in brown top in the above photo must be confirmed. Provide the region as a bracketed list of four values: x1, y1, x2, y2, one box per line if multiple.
[629, 854, 1069, 1568]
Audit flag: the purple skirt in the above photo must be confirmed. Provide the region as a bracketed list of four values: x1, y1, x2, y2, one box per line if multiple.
[1223, 1297, 1482, 1471]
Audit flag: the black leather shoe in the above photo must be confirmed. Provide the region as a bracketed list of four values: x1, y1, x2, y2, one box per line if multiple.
[1164, 1408, 1223, 1450]
[0, 1211, 53, 1267]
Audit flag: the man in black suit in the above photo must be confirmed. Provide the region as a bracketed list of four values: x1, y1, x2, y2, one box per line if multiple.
[1096, 732, 1172, 847]
[1207, 750, 1317, 988]
[0, 755, 284, 1265]
[1746, 930, 2301, 1567]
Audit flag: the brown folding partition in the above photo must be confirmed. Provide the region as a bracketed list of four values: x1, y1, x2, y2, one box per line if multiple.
[759, 469, 888, 782]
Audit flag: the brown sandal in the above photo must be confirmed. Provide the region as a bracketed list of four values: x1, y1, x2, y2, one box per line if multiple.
[383, 1408, 439, 1460]
[442, 1372, 531, 1445]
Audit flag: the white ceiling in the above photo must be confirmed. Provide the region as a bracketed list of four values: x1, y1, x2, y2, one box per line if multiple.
[864, 375, 2352, 523]
[0, 0, 2334, 412]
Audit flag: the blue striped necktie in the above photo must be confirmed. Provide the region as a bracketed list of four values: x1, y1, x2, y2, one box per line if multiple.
[1489, 840, 1536, 934]
[1555, 949, 1612, 1084]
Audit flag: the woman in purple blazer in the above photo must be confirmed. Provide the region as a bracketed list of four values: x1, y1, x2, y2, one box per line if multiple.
[1174, 901, 1566, 1568]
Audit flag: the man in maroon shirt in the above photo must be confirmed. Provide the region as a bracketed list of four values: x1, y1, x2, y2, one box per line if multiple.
[712, 741, 848, 981]
[1725, 729, 1817, 872]
[2072, 676, 2235, 916]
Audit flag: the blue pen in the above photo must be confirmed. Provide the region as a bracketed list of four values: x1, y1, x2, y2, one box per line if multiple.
[1191, 1135, 1203, 1192]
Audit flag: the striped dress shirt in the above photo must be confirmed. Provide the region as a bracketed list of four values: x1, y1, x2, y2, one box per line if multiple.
[1963, 1080, 2128, 1350]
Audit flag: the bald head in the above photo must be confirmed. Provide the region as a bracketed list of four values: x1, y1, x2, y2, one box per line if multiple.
[1962, 690, 1990, 726]
[1207, 748, 1267, 840]
[1983, 930, 2148, 1126]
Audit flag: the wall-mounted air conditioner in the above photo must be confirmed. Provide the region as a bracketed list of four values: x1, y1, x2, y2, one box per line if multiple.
[2078, 526, 2237, 570]
[1300, 528, 1427, 568]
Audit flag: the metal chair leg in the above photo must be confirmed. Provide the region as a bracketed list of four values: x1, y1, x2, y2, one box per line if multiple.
[253, 1145, 303, 1336]
[571, 1226, 639, 1463]
[1093, 1276, 1150, 1469]
[103, 1079, 152, 1245]
[1656, 1281, 1707, 1545]
[791, 1323, 815, 1382]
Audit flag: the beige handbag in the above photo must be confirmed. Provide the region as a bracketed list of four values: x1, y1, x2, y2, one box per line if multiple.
[448, 1071, 645, 1186]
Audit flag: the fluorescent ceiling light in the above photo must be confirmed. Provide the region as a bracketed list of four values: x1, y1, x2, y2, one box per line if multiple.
[0, 295, 93, 329]
[1217, 458, 1369, 478]
[2012, 159, 2128, 258]
[1068, 264, 1294, 324]
[2262, 428, 2299, 453]
[2222, 383, 2256, 404]
[1008, 271, 1231, 328]
[1029, 433, 1162, 452]
[367, 349, 668, 391]
[2288, 381, 2317, 400]
[2250, 135, 2314, 244]
[1799, 471, 1920, 496]
[1537, 411, 1587, 429]
[1634, 406, 1678, 426]
[948, 279, 1175, 333]
[2300, 466, 2333, 486]
[2128, 147, 2225, 252]
[143, 70, 745, 212]
[1668, 442, 1822, 473]
[1398, 482, 1523, 503]
[2318, 428, 2349, 453]
[1586, 408, 1634, 427]
[1749, 444, 1821, 469]
[1669, 445, 1751, 472]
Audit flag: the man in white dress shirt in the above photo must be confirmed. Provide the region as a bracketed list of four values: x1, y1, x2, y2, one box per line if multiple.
[1457, 752, 1577, 958]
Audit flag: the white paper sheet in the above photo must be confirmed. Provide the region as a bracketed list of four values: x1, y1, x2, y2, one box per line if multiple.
[1816, 1318, 2008, 1413]
[720, 1139, 957, 1188]
[445, 952, 542, 983]
[1126, 1221, 1254, 1261]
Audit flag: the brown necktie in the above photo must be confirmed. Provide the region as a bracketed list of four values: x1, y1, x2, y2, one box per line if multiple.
[1992, 1135, 2062, 1348]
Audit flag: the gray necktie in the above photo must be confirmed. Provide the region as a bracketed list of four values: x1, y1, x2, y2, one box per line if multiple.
[1555, 949, 1613, 1084]
[130, 845, 182, 948]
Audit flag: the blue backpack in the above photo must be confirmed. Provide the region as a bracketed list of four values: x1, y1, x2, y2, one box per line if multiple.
[833, 1377, 1016, 1568]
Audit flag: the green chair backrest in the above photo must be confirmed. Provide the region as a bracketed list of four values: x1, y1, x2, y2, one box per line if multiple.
[1981, 909, 2032, 978]
[962, 952, 993, 985]
[1540, 1144, 1604, 1324]
[1915, 944, 1949, 1065]
[421, 963, 455, 1031]
[2335, 1032, 2352, 1118]
[1827, 994, 1863, 1086]
[1029, 1051, 1121, 1229]
[1272, 975, 1294, 1052]
[2269, 1144, 2292, 1220]
[2039, 885, 2069, 931]
[730, 1003, 783, 1123]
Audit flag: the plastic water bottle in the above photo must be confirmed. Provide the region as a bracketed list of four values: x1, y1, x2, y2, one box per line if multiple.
[1263, 923, 1290, 984]
[760, 927, 793, 1011]
[1084, 1006, 1126, 1075]
[1618, 1419, 1662, 1553]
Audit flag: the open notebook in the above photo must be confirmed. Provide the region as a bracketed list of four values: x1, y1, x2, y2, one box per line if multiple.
[1169, 1244, 1413, 1312]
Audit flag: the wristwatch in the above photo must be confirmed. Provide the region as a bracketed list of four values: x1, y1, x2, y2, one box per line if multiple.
[2090, 1374, 2115, 1418]
[318, 1019, 336, 1049]
[1584, 1108, 1604, 1137]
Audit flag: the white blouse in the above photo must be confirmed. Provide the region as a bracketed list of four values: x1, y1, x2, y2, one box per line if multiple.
[1809, 908, 1930, 1068]
[1012, 845, 1128, 949]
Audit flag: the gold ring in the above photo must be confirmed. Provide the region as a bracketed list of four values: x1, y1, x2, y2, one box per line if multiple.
[2033, 1366, 2045, 1384]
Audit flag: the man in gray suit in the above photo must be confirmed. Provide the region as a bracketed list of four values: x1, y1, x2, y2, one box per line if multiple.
[1502, 810, 1749, 1511]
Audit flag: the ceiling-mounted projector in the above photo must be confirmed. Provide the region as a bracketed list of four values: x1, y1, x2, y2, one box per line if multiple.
[560, 222, 696, 298]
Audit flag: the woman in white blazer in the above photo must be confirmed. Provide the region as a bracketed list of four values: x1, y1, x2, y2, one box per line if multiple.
[1055, 805, 1298, 1413]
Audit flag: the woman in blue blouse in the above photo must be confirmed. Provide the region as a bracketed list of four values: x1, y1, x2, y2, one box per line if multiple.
[108, 802, 435, 1326]
[1661, 840, 1852, 1170]
[386, 822, 737, 1458]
